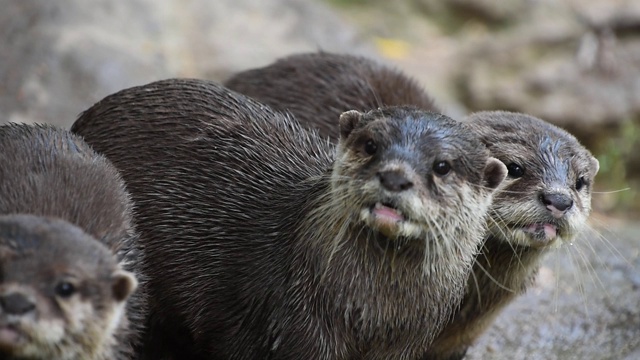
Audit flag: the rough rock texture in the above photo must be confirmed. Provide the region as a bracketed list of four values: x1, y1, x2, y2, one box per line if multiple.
[0, 0, 371, 127]
[454, 1, 640, 131]
[467, 219, 640, 360]
[0, 0, 638, 359]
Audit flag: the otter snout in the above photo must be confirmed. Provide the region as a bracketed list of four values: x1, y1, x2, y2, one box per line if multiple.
[0, 292, 35, 316]
[539, 192, 573, 218]
[377, 170, 414, 192]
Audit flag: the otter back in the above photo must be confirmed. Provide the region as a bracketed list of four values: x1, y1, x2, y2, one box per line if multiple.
[225, 51, 437, 140]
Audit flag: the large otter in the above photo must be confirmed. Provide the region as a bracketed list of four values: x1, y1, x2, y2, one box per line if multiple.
[71, 78, 507, 359]
[225, 52, 600, 359]
[0, 214, 137, 360]
[224, 51, 438, 140]
[0, 123, 147, 359]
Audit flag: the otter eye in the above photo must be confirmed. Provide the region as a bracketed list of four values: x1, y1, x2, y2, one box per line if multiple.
[506, 163, 524, 178]
[364, 139, 377, 156]
[433, 161, 451, 176]
[575, 176, 586, 191]
[55, 281, 76, 298]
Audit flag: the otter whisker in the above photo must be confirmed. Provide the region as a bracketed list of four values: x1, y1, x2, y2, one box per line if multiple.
[572, 240, 611, 300]
[582, 219, 631, 267]
[362, 78, 384, 110]
[553, 251, 561, 313]
[591, 187, 630, 194]
[474, 260, 516, 293]
[563, 246, 591, 317]
[469, 259, 483, 306]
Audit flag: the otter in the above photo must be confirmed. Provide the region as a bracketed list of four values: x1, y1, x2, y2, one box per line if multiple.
[0, 214, 138, 360]
[225, 52, 600, 359]
[423, 112, 599, 360]
[224, 51, 438, 140]
[71, 78, 507, 359]
[0, 123, 147, 359]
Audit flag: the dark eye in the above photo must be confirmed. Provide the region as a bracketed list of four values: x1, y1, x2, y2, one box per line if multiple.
[433, 161, 451, 176]
[55, 281, 76, 298]
[364, 139, 377, 156]
[575, 176, 586, 191]
[506, 163, 524, 178]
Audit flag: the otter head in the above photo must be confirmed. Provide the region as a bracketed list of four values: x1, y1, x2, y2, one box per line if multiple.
[0, 215, 137, 360]
[466, 111, 600, 249]
[330, 107, 507, 268]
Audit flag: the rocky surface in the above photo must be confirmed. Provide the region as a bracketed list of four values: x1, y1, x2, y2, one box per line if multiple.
[0, 0, 372, 127]
[467, 218, 640, 360]
[0, 0, 638, 359]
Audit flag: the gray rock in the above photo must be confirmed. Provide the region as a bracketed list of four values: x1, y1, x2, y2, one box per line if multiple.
[0, 0, 370, 128]
[455, 0, 640, 130]
[467, 222, 640, 360]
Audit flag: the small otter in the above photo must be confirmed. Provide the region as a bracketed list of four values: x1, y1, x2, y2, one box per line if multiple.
[225, 53, 600, 359]
[0, 123, 147, 359]
[424, 112, 599, 360]
[0, 214, 138, 360]
[224, 51, 438, 140]
[71, 78, 507, 359]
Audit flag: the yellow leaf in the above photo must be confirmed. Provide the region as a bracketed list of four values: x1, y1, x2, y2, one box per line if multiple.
[374, 37, 411, 60]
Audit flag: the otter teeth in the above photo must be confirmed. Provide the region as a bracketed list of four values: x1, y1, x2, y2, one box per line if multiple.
[372, 202, 404, 223]
[523, 223, 557, 242]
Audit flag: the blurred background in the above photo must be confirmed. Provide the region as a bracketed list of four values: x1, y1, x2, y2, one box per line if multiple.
[1, 0, 638, 358]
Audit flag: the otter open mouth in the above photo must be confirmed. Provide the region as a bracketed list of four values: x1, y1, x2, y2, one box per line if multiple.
[0, 324, 25, 348]
[371, 202, 405, 223]
[364, 202, 408, 239]
[522, 223, 558, 243]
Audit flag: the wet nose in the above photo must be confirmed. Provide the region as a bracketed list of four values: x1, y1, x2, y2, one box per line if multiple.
[377, 170, 413, 192]
[540, 193, 573, 213]
[0, 292, 35, 315]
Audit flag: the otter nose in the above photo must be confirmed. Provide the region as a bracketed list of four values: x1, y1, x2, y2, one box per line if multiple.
[377, 170, 413, 192]
[540, 193, 573, 213]
[0, 292, 35, 315]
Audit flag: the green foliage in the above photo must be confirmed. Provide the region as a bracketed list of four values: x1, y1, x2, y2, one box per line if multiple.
[594, 118, 640, 215]
[325, 0, 373, 7]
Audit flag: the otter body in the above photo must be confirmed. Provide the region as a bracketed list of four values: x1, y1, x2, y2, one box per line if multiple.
[0, 123, 146, 359]
[0, 215, 137, 360]
[71, 79, 506, 359]
[225, 52, 437, 140]
[226, 53, 600, 359]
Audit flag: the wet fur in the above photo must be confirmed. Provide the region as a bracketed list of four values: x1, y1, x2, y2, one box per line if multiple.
[225, 52, 599, 359]
[71, 79, 505, 359]
[225, 51, 437, 140]
[0, 124, 145, 359]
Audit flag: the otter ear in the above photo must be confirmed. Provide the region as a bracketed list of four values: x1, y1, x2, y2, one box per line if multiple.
[111, 269, 138, 302]
[589, 156, 600, 178]
[483, 157, 507, 190]
[339, 110, 363, 141]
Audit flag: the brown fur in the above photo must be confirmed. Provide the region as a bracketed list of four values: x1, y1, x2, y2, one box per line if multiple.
[0, 214, 137, 360]
[226, 53, 599, 359]
[71, 78, 506, 359]
[0, 123, 146, 359]
[225, 51, 437, 140]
